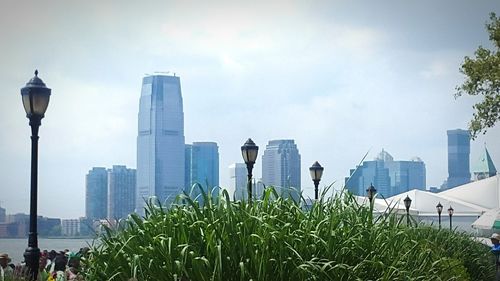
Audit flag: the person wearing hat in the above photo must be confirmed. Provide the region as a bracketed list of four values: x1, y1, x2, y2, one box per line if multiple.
[0, 253, 13, 281]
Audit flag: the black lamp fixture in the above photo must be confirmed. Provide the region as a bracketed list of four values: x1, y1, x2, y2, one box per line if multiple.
[21, 70, 51, 281]
[403, 195, 412, 226]
[448, 206, 454, 231]
[309, 161, 324, 200]
[366, 183, 377, 202]
[436, 202, 443, 229]
[241, 138, 258, 202]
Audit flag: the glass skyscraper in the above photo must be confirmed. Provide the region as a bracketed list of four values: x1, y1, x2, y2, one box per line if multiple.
[185, 142, 219, 201]
[261, 139, 301, 201]
[108, 165, 136, 220]
[85, 167, 108, 220]
[446, 129, 471, 189]
[345, 149, 426, 197]
[136, 74, 185, 214]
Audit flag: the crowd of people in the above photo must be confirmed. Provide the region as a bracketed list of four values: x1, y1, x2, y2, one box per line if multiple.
[0, 247, 88, 281]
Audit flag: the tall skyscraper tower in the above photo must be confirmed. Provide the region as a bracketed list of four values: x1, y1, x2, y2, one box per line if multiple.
[108, 165, 136, 220]
[85, 167, 108, 220]
[229, 163, 247, 200]
[447, 129, 471, 189]
[262, 139, 301, 201]
[136, 74, 185, 213]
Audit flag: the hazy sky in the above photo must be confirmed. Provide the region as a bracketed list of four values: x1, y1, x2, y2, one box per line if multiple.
[0, 1, 499, 219]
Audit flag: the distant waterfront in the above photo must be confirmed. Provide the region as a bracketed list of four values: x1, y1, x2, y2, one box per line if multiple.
[0, 238, 95, 264]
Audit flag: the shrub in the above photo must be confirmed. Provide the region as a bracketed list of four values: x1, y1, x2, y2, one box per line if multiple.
[83, 187, 495, 280]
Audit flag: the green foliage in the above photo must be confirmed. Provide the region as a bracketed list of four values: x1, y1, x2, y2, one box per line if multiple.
[456, 12, 500, 138]
[83, 187, 495, 280]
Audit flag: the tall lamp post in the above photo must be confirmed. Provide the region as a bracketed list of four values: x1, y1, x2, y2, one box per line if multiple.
[241, 138, 258, 202]
[21, 70, 51, 281]
[436, 202, 443, 229]
[404, 195, 412, 227]
[309, 161, 324, 200]
[448, 206, 454, 231]
[366, 183, 377, 202]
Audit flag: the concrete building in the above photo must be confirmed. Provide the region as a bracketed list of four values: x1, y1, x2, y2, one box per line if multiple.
[261, 139, 301, 201]
[137, 74, 185, 213]
[446, 129, 471, 189]
[108, 165, 136, 220]
[61, 219, 80, 236]
[85, 167, 108, 220]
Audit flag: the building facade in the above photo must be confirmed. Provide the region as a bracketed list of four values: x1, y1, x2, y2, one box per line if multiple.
[229, 163, 248, 200]
[261, 139, 301, 201]
[345, 149, 426, 197]
[446, 129, 471, 189]
[137, 74, 185, 213]
[185, 144, 192, 192]
[85, 167, 108, 220]
[61, 219, 80, 236]
[185, 142, 219, 202]
[108, 165, 136, 220]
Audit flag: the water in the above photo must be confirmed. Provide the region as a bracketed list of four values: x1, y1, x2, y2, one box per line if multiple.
[0, 238, 95, 264]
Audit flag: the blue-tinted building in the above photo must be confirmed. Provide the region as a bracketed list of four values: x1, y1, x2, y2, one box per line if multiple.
[136, 74, 185, 213]
[185, 142, 219, 201]
[262, 139, 301, 201]
[108, 165, 136, 220]
[85, 167, 108, 220]
[185, 144, 193, 191]
[446, 129, 470, 189]
[345, 150, 426, 197]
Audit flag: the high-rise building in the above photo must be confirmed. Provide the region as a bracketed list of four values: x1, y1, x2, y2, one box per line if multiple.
[345, 149, 426, 197]
[85, 167, 108, 220]
[185, 142, 219, 202]
[472, 145, 497, 181]
[185, 144, 193, 192]
[261, 139, 301, 201]
[0, 206, 5, 223]
[108, 165, 136, 220]
[191, 142, 219, 188]
[229, 163, 247, 200]
[446, 129, 471, 188]
[136, 74, 185, 213]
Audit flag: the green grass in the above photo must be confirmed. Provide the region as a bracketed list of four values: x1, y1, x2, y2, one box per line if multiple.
[82, 187, 495, 280]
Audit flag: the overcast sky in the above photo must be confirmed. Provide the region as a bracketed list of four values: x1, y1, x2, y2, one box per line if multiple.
[0, 1, 499, 219]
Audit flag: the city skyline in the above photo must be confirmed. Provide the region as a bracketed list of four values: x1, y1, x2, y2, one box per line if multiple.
[1, 1, 500, 218]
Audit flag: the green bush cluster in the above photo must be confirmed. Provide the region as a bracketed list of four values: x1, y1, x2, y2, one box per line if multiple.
[82, 187, 495, 280]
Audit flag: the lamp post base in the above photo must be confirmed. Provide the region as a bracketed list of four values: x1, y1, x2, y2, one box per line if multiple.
[23, 246, 40, 280]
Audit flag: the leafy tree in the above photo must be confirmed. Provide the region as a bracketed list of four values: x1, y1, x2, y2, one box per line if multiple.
[456, 13, 500, 139]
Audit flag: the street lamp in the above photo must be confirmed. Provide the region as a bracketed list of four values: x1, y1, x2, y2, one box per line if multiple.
[309, 161, 324, 200]
[366, 183, 377, 202]
[436, 202, 443, 229]
[404, 195, 412, 227]
[241, 138, 258, 202]
[21, 70, 51, 280]
[448, 206, 454, 231]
